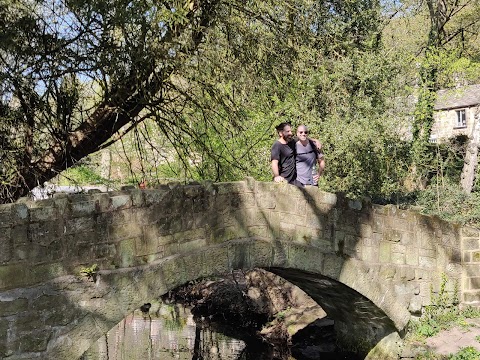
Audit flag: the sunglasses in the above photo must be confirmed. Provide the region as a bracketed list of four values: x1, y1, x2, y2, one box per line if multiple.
[298, 131, 308, 134]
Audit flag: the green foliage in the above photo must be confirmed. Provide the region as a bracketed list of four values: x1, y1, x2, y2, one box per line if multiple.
[406, 274, 475, 343]
[449, 347, 480, 360]
[59, 164, 106, 186]
[415, 182, 480, 226]
[80, 264, 99, 282]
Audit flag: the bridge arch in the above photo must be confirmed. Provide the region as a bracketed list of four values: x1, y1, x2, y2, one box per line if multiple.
[44, 238, 408, 359]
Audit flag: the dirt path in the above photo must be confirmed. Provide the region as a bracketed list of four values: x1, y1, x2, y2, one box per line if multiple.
[423, 319, 480, 356]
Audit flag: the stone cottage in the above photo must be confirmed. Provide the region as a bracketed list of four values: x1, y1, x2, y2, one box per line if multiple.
[430, 84, 480, 143]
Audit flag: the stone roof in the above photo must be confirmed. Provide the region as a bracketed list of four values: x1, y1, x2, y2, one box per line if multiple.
[434, 84, 480, 110]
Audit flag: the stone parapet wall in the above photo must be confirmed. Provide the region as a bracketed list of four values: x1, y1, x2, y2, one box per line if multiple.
[460, 227, 480, 304]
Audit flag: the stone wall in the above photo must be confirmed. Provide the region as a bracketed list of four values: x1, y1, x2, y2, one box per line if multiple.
[0, 178, 476, 359]
[431, 106, 477, 141]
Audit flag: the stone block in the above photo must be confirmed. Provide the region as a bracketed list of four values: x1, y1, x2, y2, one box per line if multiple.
[256, 193, 276, 209]
[378, 242, 391, 263]
[11, 203, 29, 225]
[464, 251, 471, 262]
[110, 195, 132, 211]
[463, 290, 480, 303]
[295, 198, 307, 214]
[108, 223, 142, 241]
[463, 238, 480, 250]
[469, 277, 480, 290]
[11, 225, 28, 247]
[248, 225, 270, 239]
[392, 243, 406, 254]
[178, 238, 207, 254]
[372, 204, 389, 215]
[70, 200, 97, 218]
[65, 217, 95, 235]
[399, 268, 416, 281]
[11, 329, 51, 353]
[65, 239, 94, 260]
[305, 213, 326, 229]
[462, 227, 480, 238]
[249, 241, 274, 268]
[0, 228, 12, 263]
[116, 238, 136, 268]
[29, 205, 56, 222]
[0, 318, 6, 356]
[181, 250, 208, 281]
[183, 185, 204, 198]
[359, 223, 372, 238]
[0, 298, 29, 316]
[391, 252, 405, 265]
[143, 190, 169, 206]
[362, 246, 378, 263]
[473, 252, 480, 262]
[174, 228, 206, 243]
[210, 226, 245, 244]
[28, 221, 61, 245]
[419, 248, 436, 258]
[213, 181, 247, 194]
[278, 222, 296, 241]
[238, 193, 256, 208]
[212, 194, 230, 213]
[287, 243, 324, 273]
[419, 256, 436, 268]
[406, 246, 419, 266]
[281, 212, 305, 226]
[322, 253, 343, 279]
[384, 229, 402, 242]
[204, 245, 230, 275]
[247, 209, 269, 227]
[420, 235, 436, 250]
[93, 243, 116, 259]
[192, 196, 209, 213]
[0, 205, 11, 226]
[380, 266, 396, 279]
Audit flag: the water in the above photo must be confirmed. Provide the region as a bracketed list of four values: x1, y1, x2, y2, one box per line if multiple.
[81, 303, 361, 360]
[81, 304, 259, 360]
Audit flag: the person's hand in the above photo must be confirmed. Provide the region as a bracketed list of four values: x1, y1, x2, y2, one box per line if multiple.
[274, 176, 285, 183]
[313, 174, 320, 182]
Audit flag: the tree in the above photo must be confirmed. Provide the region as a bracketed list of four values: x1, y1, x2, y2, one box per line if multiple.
[406, 0, 480, 188]
[2, 0, 399, 202]
[1, 0, 227, 202]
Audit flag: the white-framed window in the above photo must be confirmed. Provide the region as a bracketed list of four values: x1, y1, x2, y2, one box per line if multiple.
[456, 109, 466, 128]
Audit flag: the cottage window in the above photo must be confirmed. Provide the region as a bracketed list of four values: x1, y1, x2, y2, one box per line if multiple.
[456, 109, 466, 128]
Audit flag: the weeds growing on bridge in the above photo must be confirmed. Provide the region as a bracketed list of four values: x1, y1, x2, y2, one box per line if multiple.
[80, 264, 99, 282]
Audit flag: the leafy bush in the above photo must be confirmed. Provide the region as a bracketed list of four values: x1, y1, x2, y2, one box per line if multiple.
[449, 347, 480, 360]
[414, 181, 480, 226]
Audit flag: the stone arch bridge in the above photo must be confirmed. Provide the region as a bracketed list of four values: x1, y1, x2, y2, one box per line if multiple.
[1, 178, 479, 359]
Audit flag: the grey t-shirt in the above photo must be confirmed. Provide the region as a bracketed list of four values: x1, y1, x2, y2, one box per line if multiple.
[295, 140, 322, 185]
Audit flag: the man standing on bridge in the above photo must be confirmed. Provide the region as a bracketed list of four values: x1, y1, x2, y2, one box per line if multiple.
[295, 124, 325, 186]
[271, 122, 301, 186]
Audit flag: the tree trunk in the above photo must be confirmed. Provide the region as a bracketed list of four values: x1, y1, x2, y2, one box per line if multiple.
[100, 149, 112, 181]
[461, 108, 480, 193]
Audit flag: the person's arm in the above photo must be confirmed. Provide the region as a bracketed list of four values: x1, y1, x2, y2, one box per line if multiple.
[317, 156, 325, 176]
[271, 159, 284, 182]
[310, 138, 322, 151]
